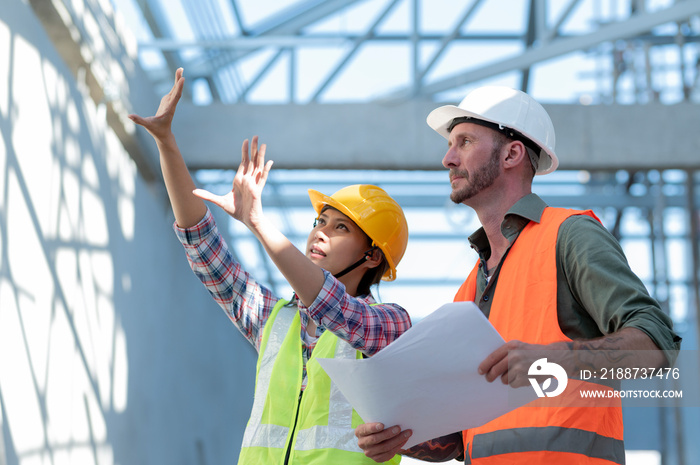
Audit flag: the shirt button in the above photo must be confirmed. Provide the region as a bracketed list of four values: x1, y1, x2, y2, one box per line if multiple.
[483, 295, 489, 302]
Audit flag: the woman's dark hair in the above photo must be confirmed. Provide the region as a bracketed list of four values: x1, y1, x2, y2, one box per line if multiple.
[356, 251, 389, 297]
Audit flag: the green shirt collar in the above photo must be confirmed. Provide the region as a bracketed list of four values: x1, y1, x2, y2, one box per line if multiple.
[468, 193, 548, 260]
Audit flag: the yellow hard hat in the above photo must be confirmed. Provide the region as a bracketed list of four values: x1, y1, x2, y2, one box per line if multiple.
[308, 185, 409, 281]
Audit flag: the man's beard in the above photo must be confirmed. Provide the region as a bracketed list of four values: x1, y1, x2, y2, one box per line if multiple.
[449, 146, 501, 204]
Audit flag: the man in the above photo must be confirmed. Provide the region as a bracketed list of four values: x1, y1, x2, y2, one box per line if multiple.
[355, 86, 681, 464]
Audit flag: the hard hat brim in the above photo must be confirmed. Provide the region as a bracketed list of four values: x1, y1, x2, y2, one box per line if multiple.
[308, 189, 357, 222]
[426, 104, 559, 175]
[427, 104, 484, 140]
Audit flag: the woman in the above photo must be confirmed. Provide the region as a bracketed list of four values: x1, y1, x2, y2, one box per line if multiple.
[129, 68, 410, 464]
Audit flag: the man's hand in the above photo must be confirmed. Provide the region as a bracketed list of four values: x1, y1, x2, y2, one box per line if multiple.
[478, 340, 565, 388]
[355, 423, 412, 463]
[479, 328, 667, 387]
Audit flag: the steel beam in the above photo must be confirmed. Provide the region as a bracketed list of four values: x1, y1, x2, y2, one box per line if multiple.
[171, 101, 700, 171]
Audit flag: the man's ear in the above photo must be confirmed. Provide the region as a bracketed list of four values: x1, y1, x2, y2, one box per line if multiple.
[503, 140, 529, 170]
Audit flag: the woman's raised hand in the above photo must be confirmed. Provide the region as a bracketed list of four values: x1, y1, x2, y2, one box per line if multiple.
[194, 136, 273, 229]
[128, 68, 184, 141]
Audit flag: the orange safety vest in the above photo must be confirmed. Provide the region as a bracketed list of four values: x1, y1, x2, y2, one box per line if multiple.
[454, 207, 625, 464]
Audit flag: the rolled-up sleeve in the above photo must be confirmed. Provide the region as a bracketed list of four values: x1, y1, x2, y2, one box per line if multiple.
[558, 215, 682, 364]
[173, 208, 279, 351]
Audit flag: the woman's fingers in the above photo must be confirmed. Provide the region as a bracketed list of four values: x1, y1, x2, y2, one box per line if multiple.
[238, 136, 270, 183]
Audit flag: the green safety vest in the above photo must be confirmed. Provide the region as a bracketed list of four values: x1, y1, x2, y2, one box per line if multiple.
[238, 299, 401, 464]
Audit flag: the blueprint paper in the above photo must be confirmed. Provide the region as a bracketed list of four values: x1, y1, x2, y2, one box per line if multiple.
[317, 301, 537, 448]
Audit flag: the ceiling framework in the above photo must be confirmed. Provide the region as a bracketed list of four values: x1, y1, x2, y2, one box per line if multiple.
[130, 0, 700, 106]
[29, 0, 700, 172]
[111, 0, 700, 172]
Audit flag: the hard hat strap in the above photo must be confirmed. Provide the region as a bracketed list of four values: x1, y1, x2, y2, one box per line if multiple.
[333, 246, 379, 279]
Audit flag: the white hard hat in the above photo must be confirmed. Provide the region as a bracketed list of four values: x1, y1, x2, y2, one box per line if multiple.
[426, 86, 558, 175]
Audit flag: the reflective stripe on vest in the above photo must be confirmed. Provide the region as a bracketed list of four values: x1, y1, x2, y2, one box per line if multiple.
[294, 337, 357, 451]
[456, 207, 624, 464]
[470, 427, 624, 464]
[241, 299, 296, 449]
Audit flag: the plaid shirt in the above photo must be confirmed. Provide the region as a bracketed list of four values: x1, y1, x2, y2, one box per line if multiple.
[174, 209, 411, 381]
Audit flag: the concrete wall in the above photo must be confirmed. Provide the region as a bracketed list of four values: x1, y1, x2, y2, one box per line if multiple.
[0, 1, 256, 464]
